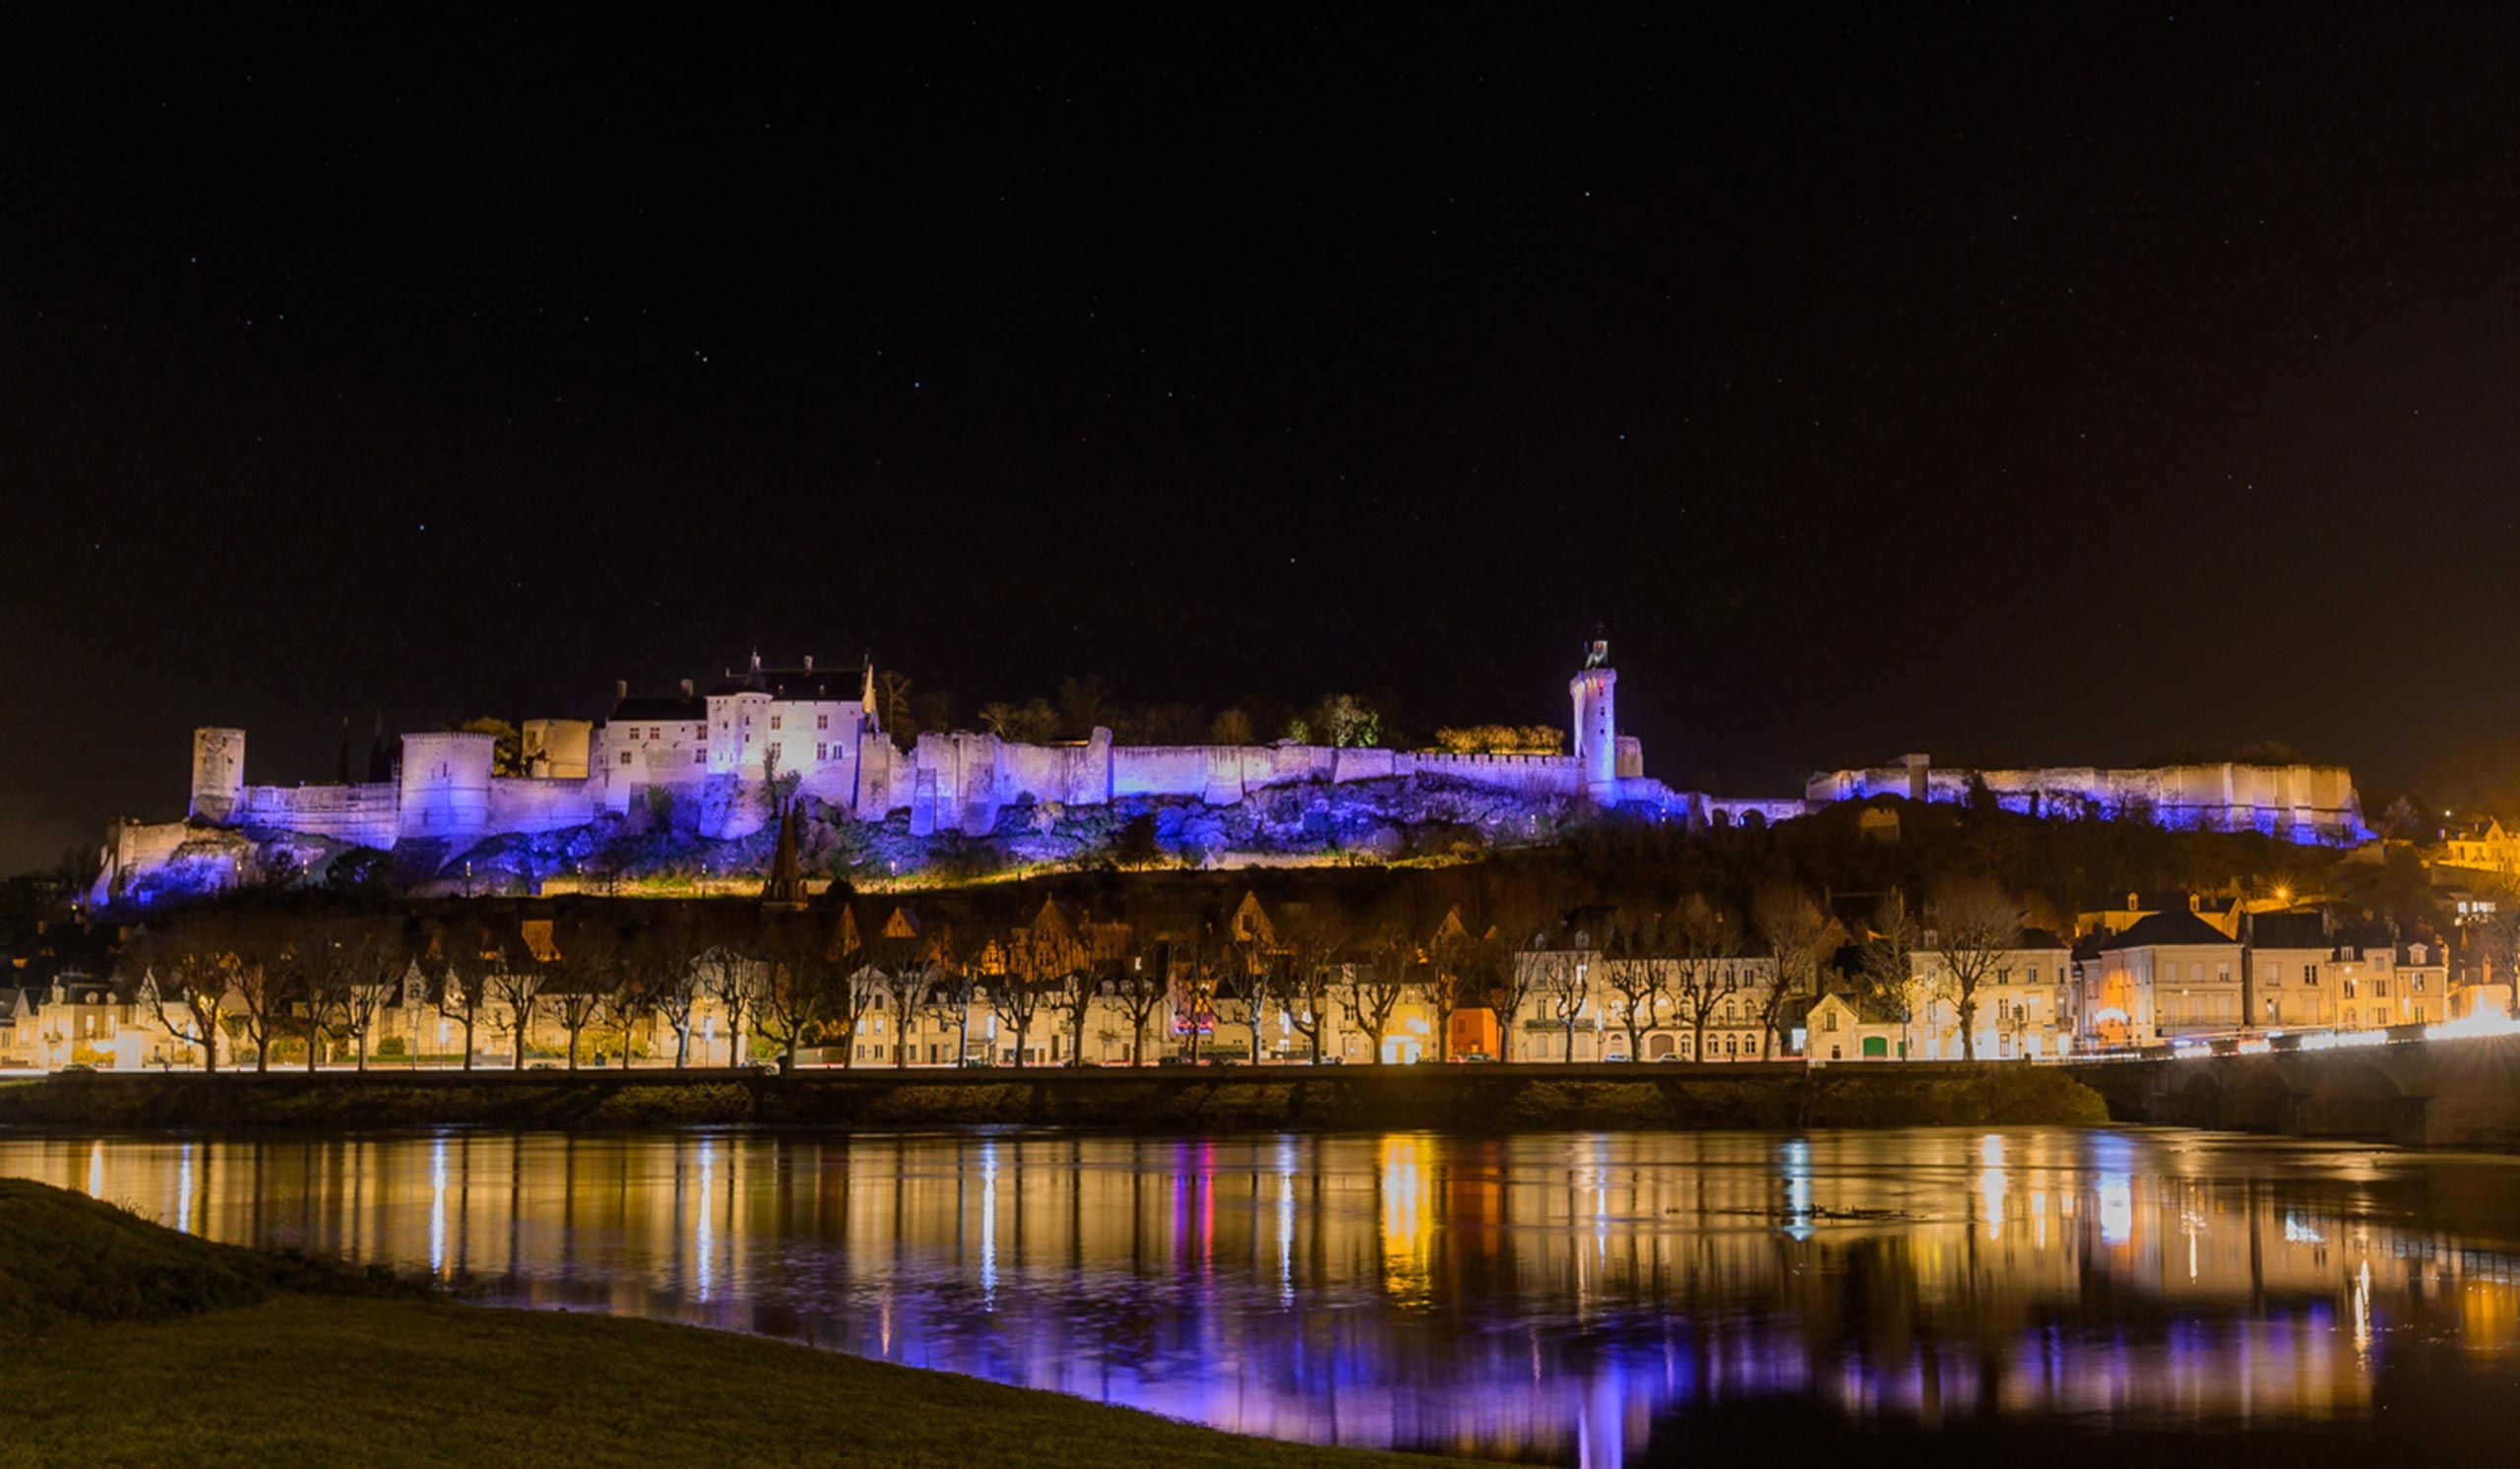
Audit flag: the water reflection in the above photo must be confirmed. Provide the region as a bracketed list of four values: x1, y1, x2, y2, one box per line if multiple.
[9, 1127, 2520, 1466]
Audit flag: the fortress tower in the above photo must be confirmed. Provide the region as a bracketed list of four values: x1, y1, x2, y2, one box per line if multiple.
[189, 728, 245, 822]
[397, 732, 497, 846]
[1568, 640, 1618, 803]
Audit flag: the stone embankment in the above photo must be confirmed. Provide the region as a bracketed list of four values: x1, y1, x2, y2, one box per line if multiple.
[0, 1063, 2109, 1132]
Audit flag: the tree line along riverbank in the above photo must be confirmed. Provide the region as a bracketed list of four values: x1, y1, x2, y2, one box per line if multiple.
[0, 1063, 2110, 1132]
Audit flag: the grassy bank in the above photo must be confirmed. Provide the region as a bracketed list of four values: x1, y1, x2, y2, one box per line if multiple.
[0, 1177, 1476, 1468]
[0, 1064, 2110, 1132]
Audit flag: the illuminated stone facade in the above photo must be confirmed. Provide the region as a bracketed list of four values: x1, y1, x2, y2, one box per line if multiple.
[88, 644, 2368, 906]
[94, 645, 1703, 902]
[1807, 752, 2365, 843]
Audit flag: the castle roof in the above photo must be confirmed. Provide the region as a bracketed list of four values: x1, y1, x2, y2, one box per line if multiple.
[712, 663, 869, 702]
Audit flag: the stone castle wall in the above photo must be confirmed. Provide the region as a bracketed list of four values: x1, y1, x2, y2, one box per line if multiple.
[231, 782, 402, 848]
[1806, 757, 2365, 841]
[89, 657, 2372, 906]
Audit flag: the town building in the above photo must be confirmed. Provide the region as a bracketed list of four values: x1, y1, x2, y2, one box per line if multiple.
[2241, 911, 2337, 1031]
[2082, 910, 2244, 1046]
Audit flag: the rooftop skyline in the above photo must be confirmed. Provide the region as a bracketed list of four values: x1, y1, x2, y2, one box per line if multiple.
[10, 11, 2519, 869]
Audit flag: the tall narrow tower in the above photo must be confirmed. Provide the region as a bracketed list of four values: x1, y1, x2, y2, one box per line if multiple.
[1568, 640, 1618, 804]
[189, 728, 246, 822]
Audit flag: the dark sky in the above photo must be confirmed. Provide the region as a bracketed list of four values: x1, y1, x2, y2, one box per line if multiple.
[8, 10, 2519, 869]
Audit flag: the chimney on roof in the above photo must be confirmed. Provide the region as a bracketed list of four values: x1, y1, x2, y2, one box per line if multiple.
[679, 678, 694, 699]
[615, 679, 628, 703]
[803, 654, 814, 671]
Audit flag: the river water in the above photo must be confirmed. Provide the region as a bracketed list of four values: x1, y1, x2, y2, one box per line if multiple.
[8, 1127, 2519, 1465]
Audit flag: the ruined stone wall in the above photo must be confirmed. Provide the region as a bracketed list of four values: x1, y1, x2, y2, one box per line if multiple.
[91, 819, 208, 905]
[484, 776, 597, 835]
[1807, 758, 2365, 842]
[232, 782, 403, 848]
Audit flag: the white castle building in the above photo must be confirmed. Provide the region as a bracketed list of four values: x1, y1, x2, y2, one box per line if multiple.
[91, 643, 2364, 905]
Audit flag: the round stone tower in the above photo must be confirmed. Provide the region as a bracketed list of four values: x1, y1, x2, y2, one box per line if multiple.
[189, 728, 246, 822]
[1568, 641, 1618, 803]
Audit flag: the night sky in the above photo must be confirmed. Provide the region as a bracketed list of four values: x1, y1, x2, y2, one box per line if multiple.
[9, 11, 2519, 870]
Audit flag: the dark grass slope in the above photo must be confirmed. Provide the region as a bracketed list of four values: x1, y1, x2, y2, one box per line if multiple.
[0, 1176, 1483, 1467]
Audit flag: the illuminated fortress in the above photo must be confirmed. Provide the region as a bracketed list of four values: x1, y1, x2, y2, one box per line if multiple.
[90, 642, 2365, 904]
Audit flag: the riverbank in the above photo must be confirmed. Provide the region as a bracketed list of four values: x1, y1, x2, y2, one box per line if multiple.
[0, 1177, 1477, 1468]
[0, 1063, 2110, 1132]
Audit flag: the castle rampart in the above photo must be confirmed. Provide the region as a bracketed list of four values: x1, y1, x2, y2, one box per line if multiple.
[1805, 754, 2365, 842]
[87, 644, 2370, 905]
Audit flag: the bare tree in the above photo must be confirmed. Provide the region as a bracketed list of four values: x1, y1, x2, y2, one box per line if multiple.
[925, 961, 978, 1064]
[1225, 926, 1282, 1064]
[1665, 893, 1742, 1062]
[546, 920, 623, 1071]
[1527, 937, 1593, 1063]
[131, 921, 237, 1071]
[1602, 910, 1669, 1061]
[1858, 890, 1924, 1060]
[1421, 915, 1490, 1062]
[874, 671, 915, 744]
[223, 926, 296, 1073]
[993, 920, 1061, 1067]
[326, 919, 407, 1072]
[296, 915, 395, 1072]
[485, 927, 556, 1071]
[629, 910, 708, 1067]
[757, 912, 836, 1073]
[1110, 947, 1170, 1066]
[855, 910, 931, 1068]
[1752, 881, 1843, 1060]
[1457, 929, 1533, 1060]
[1013, 897, 1103, 1068]
[1926, 873, 2025, 1061]
[814, 910, 877, 1068]
[697, 920, 764, 1067]
[435, 918, 505, 1070]
[1344, 919, 1416, 1065]
[1275, 909, 1349, 1064]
